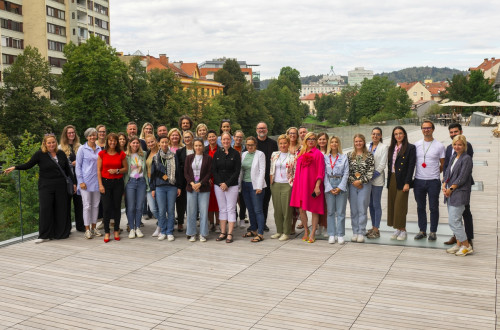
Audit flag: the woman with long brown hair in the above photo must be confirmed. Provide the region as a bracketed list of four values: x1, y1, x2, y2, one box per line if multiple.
[59, 125, 84, 232]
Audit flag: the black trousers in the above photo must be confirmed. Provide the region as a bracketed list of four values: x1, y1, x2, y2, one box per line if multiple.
[176, 188, 186, 225]
[463, 204, 474, 240]
[69, 193, 84, 231]
[237, 191, 247, 220]
[101, 178, 124, 234]
[38, 179, 71, 239]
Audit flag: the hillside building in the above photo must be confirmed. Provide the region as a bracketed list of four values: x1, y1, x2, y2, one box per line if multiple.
[300, 93, 325, 115]
[398, 80, 448, 103]
[199, 58, 260, 90]
[469, 57, 500, 80]
[300, 68, 346, 97]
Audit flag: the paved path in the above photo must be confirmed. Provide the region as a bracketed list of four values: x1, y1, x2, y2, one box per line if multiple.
[0, 125, 497, 329]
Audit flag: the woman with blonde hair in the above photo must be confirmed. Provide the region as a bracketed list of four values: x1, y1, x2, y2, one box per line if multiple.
[269, 134, 296, 241]
[168, 128, 184, 153]
[316, 132, 329, 236]
[286, 126, 300, 233]
[4, 134, 75, 243]
[324, 136, 349, 244]
[347, 134, 374, 243]
[290, 132, 325, 243]
[59, 125, 84, 232]
[124, 137, 148, 239]
[139, 122, 154, 150]
[196, 123, 209, 146]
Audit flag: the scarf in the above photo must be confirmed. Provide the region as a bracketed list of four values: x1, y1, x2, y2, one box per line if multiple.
[156, 149, 176, 185]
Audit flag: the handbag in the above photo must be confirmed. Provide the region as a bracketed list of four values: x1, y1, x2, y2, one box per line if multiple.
[51, 155, 74, 195]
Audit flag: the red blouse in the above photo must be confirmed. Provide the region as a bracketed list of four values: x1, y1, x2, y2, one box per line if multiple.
[99, 150, 126, 179]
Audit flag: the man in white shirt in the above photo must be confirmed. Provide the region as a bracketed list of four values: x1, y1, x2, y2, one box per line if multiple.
[413, 120, 445, 241]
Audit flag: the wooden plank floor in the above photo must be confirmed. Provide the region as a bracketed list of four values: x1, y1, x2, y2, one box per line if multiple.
[0, 126, 497, 329]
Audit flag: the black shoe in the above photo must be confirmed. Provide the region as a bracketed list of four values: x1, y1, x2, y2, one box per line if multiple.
[264, 225, 270, 232]
[76, 228, 86, 233]
[428, 232, 437, 241]
[414, 231, 427, 240]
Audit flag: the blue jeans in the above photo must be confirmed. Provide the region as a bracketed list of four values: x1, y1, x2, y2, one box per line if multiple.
[369, 185, 383, 228]
[325, 181, 348, 237]
[126, 177, 147, 229]
[155, 185, 177, 235]
[447, 204, 467, 242]
[186, 191, 210, 238]
[413, 178, 441, 233]
[242, 181, 265, 235]
[146, 191, 159, 220]
[348, 182, 371, 235]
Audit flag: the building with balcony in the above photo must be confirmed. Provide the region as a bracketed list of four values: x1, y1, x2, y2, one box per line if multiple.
[348, 67, 373, 86]
[0, 0, 110, 79]
[199, 58, 261, 90]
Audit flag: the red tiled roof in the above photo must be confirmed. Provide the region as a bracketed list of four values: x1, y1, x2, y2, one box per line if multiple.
[397, 81, 418, 91]
[181, 63, 199, 77]
[146, 56, 190, 78]
[469, 57, 500, 71]
[300, 93, 325, 101]
[424, 81, 448, 96]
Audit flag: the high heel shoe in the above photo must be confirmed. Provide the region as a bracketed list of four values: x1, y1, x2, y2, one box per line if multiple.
[114, 231, 120, 241]
[104, 234, 110, 243]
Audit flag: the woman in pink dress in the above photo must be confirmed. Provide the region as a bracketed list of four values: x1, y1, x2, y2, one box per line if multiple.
[290, 132, 325, 243]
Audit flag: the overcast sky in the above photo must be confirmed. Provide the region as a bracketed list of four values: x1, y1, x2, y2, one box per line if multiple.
[110, 0, 500, 79]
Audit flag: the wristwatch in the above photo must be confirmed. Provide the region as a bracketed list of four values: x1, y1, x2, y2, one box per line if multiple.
[449, 187, 454, 191]
[116, 169, 120, 174]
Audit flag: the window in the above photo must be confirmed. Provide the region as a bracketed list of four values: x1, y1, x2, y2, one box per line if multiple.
[51, 0, 64, 3]
[2, 53, 17, 65]
[48, 40, 65, 52]
[47, 23, 66, 36]
[95, 18, 108, 30]
[413, 92, 417, 96]
[1, 1, 22, 15]
[93, 3, 108, 15]
[0, 19, 23, 32]
[1, 36, 23, 49]
[49, 56, 67, 68]
[87, 15, 93, 25]
[46, 6, 65, 20]
[87, 0, 93, 9]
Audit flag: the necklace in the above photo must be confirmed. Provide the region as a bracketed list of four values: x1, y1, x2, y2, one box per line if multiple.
[278, 153, 287, 178]
[421, 140, 433, 168]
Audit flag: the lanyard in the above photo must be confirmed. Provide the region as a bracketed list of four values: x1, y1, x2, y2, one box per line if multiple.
[422, 140, 433, 167]
[329, 154, 339, 171]
[369, 142, 377, 154]
[278, 153, 287, 178]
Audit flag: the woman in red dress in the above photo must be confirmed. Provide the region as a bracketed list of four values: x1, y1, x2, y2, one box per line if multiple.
[205, 130, 219, 231]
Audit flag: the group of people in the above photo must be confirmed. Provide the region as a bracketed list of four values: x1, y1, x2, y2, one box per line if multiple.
[4, 117, 475, 256]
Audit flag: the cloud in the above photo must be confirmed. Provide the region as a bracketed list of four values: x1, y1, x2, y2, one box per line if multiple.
[110, 0, 500, 78]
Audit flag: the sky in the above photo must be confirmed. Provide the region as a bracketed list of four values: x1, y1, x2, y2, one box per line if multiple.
[110, 0, 500, 79]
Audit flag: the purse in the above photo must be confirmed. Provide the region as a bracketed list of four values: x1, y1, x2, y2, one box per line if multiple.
[52, 155, 74, 195]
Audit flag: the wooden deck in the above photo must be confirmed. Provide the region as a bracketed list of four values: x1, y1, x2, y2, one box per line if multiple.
[0, 126, 498, 329]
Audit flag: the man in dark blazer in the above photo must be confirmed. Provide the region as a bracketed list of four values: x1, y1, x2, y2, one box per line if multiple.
[443, 123, 474, 246]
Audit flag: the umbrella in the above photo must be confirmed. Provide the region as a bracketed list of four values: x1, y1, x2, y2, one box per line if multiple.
[471, 101, 495, 107]
[440, 101, 471, 106]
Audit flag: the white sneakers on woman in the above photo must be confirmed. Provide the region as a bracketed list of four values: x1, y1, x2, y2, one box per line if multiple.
[152, 226, 161, 237]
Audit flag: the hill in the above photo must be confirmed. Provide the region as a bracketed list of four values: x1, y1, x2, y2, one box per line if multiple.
[376, 66, 467, 83]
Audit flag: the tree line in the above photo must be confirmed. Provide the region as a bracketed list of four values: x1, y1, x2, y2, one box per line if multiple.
[0, 36, 307, 147]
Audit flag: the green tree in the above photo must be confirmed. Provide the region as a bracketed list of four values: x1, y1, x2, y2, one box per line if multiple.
[125, 57, 154, 124]
[0, 46, 60, 144]
[0, 132, 41, 241]
[443, 74, 468, 102]
[467, 70, 498, 102]
[60, 35, 129, 133]
[352, 76, 394, 123]
[214, 59, 247, 94]
[383, 87, 412, 118]
[278, 66, 301, 94]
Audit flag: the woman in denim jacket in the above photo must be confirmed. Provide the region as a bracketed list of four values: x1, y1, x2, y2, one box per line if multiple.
[324, 136, 349, 245]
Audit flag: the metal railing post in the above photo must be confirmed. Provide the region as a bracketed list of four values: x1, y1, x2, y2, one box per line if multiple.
[17, 171, 24, 242]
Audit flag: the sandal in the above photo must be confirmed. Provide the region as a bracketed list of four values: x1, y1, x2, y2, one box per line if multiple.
[242, 231, 256, 238]
[216, 233, 227, 241]
[226, 233, 233, 243]
[251, 235, 264, 243]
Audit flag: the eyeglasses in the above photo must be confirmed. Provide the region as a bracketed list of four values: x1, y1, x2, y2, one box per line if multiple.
[257, 127, 267, 130]
[372, 133, 381, 136]
[98, 131, 106, 134]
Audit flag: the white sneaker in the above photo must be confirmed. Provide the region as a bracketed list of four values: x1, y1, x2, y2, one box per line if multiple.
[390, 229, 401, 240]
[239, 220, 245, 228]
[34, 238, 49, 244]
[85, 230, 93, 239]
[128, 229, 136, 239]
[357, 235, 365, 243]
[200, 236, 207, 242]
[397, 231, 407, 241]
[278, 234, 289, 241]
[351, 234, 358, 242]
[96, 221, 104, 229]
[93, 228, 102, 237]
[455, 245, 473, 256]
[135, 228, 144, 238]
[189, 236, 196, 242]
[328, 236, 336, 244]
[167, 234, 175, 241]
[158, 234, 166, 241]
[270, 233, 281, 239]
[447, 244, 460, 254]
[337, 236, 345, 245]
[152, 226, 161, 237]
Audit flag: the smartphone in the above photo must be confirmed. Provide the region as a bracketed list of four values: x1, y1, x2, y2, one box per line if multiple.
[311, 192, 317, 198]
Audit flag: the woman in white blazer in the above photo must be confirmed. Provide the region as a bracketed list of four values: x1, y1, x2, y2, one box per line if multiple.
[366, 127, 389, 239]
[240, 136, 267, 242]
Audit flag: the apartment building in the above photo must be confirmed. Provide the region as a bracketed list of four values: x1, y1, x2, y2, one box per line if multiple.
[0, 0, 110, 78]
